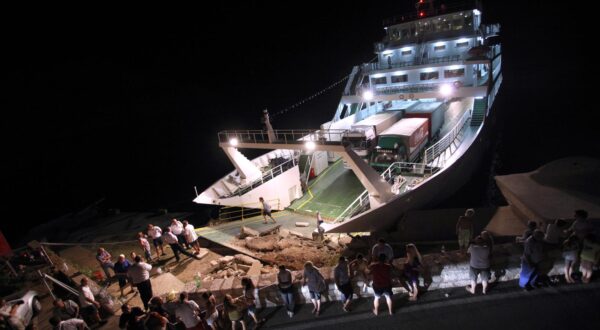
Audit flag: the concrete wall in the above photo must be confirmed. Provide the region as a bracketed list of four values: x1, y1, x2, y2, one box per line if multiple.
[183, 243, 568, 309]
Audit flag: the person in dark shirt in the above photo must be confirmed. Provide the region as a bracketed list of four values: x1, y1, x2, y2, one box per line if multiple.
[368, 254, 394, 316]
[467, 236, 491, 294]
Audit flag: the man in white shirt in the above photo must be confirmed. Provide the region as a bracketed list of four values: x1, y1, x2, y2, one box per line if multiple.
[78, 278, 103, 325]
[147, 224, 165, 259]
[182, 220, 201, 255]
[170, 218, 189, 248]
[163, 227, 200, 262]
[127, 255, 153, 311]
[175, 292, 202, 329]
[259, 197, 276, 224]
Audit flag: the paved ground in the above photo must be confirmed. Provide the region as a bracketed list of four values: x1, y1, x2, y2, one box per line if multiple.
[256, 279, 600, 330]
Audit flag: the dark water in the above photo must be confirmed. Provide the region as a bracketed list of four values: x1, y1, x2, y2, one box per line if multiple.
[4, 2, 598, 246]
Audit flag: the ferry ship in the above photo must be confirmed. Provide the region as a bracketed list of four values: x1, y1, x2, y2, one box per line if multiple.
[194, 0, 502, 233]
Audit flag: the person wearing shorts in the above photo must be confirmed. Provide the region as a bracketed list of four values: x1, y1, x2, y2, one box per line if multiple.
[259, 197, 276, 224]
[467, 236, 491, 294]
[368, 254, 394, 316]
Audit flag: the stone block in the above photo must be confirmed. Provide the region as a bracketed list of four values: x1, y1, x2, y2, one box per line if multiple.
[295, 222, 310, 227]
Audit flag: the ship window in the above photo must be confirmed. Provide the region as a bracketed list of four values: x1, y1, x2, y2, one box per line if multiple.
[401, 50, 412, 56]
[420, 71, 439, 80]
[444, 68, 465, 78]
[456, 41, 469, 48]
[434, 44, 446, 51]
[372, 76, 387, 85]
[391, 74, 408, 83]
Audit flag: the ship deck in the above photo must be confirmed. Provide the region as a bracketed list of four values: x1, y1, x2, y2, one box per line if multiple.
[287, 159, 365, 219]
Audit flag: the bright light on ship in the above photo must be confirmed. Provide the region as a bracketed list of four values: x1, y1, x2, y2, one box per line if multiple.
[305, 141, 316, 151]
[439, 84, 453, 96]
[229, 138, 239, 147]
[362, 90, 374, 101]
[456, 38, 470, 43]
[400, 47, 412, 52]
[382, 50, 394, 56]
[434, 41, 446, 47]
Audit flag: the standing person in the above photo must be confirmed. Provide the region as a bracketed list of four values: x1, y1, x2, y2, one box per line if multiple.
[302, 261, 326, 316]
[137, 233, 152, 262]
[371, 238, 394, 263]
[114, 254, 134, 297]
[519, 229, 545, 291]
[349, 254, 370, 293]
[316, 212, 325, 241]
[224, 294, 246, 330]
[170, 218, 189, 249]
[544, 219, 568, 245]
[466, 236, 491, 294]
[202, 292, 218, 330]
[175, 292, 203, 330]
[456, 208, 475, 252]
[128, 255, 153, 311]
[568, 209, 593, 240]
[147, 224, 165, 259]
[277, 265, 295, 318]
[95, 247, 114, 282]
[183, 220, 201, 255]
[516, 221, 538, 243]
[403, 243, 423, 301]
[562, 234, 580, 283]
[368, 254, 394, 316]
[241, 278, 263, 326]
[580, 234, 600, 284]
[163, 227, 199, 262]
[334, 257, 353, 312]
[78, 278, 104, 325]
[259, 197, 276, 224]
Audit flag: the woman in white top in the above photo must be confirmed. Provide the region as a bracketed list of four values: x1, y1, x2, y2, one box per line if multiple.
[147, 224, 165, 259]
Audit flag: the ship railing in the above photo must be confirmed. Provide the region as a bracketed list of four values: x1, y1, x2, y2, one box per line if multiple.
[218, 129, 349, 146]
[225, 158, 297, 198]
[363, 55, 462, 74]
[335, 161, 437, 223]
[380, 161, 435, 182]
[218, 198, 281, 222]
[334, 190, 370, 223]
[422, 107, 471, 166]
[371, 82, 447, 95]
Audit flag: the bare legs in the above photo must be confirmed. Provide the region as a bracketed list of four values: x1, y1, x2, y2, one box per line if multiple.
[310, 298, 321, 316]
[373, 295, 393, 316]
[564, 260, 575, 283]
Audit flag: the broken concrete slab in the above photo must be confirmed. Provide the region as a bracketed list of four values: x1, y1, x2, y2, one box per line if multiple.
[295, 222, 310, 227]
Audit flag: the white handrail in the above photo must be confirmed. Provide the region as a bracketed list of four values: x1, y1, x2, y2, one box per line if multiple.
[422, 109, 471, 166]
[334, 190, 369, 223]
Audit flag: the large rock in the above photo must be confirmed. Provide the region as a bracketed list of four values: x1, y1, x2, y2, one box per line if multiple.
[245, 237, 276, 251]
[234, 254, 260, 266]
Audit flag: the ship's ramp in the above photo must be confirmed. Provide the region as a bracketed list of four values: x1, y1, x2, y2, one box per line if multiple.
[288, 159, 365, 219]
[196, 211, 320, 258]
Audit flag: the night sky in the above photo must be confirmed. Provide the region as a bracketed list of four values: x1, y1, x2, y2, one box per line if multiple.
[3, 1, 598, 245]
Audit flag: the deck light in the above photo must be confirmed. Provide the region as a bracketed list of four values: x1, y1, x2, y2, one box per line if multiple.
[229, 137, 239, 147]
[439, 84, 453, 96]
[305, 141, 316, 151]
[362, 90, 374, 101]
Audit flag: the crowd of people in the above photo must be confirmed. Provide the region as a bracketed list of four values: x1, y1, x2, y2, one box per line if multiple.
[27, 209, 600, 328]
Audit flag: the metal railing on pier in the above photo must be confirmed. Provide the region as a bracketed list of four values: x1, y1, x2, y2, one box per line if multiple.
[218, 129, 349, 146]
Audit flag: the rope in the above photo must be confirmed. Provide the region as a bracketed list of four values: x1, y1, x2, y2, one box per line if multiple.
[269, 55, 378, 119]
[270, 74, 350, 119]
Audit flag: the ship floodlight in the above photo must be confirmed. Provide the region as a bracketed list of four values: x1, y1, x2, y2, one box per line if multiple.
[362, 90, 374, 101]
[439, 84, 453, 97]
[305, 141, 316, 151]
[229, 137, 239, 147]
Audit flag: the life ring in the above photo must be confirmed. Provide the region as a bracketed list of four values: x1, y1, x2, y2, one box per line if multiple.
[453, 81, 463, 88]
